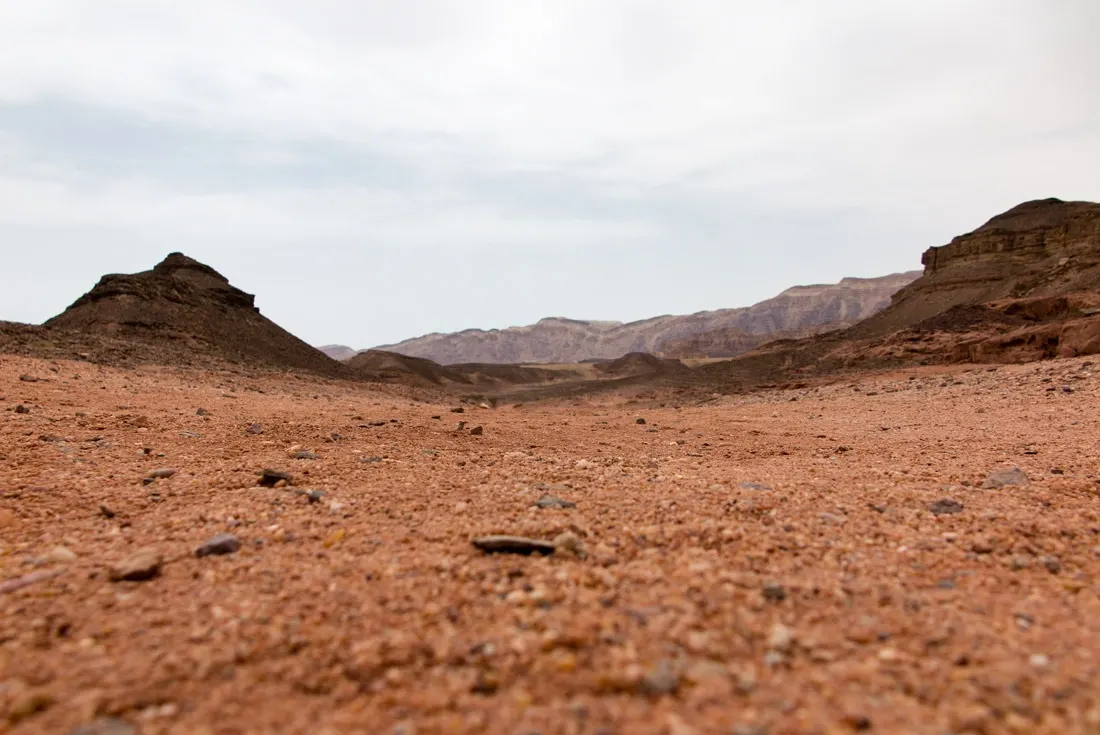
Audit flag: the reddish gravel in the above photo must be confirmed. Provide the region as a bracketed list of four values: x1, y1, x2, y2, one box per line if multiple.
[2, 355, 1100, 734]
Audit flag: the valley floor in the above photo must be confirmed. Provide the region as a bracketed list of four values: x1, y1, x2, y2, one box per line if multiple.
[1, 355, 1099, 734]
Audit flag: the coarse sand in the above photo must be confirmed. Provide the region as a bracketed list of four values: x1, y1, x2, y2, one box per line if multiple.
[2, 355, 1099, 734]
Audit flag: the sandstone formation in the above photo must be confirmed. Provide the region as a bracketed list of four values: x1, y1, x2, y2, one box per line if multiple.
[45, 253, 348, 377]
[364, 272, 919, 364]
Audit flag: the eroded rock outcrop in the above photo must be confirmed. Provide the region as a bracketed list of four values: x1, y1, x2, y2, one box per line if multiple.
[855, 199, 1100, 338]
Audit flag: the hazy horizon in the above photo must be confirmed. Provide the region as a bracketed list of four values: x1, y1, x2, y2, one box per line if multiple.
[2, 2, 1098, 347]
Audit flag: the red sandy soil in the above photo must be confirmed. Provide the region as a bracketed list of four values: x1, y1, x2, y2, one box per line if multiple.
[2, 355, 1100, 734]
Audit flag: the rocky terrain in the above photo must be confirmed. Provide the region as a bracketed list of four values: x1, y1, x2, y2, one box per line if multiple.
[348, 273, 919, 365]
[3, 352, 1099, 734]
[2, 197, 1100, 734]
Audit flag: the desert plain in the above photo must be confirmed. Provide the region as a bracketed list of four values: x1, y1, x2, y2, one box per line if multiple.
[2, 351, 1099, 735]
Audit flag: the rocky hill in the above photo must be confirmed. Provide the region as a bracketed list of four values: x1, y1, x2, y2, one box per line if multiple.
[354, 272, 919, 364]
[45, 253, 349, 376]
[695, 198, 1100, 386]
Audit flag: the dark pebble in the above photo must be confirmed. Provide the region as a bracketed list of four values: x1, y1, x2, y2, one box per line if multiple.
[258, 469, 293, 487]
[472, 535, 555, 556]
[195, 533, 241, 557]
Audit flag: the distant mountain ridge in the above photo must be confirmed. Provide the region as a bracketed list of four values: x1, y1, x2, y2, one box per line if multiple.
[323, 272, 920, 364]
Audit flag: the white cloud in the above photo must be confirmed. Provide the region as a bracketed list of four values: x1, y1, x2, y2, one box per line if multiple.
[0, 0, 1098, 345]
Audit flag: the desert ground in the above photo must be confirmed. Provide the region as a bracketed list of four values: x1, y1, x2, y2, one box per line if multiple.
[2, 353, 1099, 735]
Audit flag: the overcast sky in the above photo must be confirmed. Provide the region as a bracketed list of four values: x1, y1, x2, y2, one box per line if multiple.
[1, 1, 1098, 347]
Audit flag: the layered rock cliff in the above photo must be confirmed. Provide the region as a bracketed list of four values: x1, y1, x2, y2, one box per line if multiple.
[853, 198, 1100, 338]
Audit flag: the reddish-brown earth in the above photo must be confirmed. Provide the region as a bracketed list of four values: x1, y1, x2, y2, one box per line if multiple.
[3, 353, 1099, 734]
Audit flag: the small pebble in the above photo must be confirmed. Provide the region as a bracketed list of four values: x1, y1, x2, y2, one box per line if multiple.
[472, 536, 556, 556]
[246, 423, 264, 435]
[469, 425, 484, 436]
[762, 582, 787, 601]
[293, 450, 318, 460]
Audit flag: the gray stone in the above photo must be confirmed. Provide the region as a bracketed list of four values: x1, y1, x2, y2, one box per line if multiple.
[195, 533, 241, 558]
[534, 495, 577, 509]
[246, 423, 264, 435]
[469, 425, 484, 436]
[982, 466, 1030, 489]
[293, 450, 318, 460]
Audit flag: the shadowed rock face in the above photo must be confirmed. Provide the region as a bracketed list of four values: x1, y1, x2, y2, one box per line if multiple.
[694, 198, 1100, 386]
[368, 272, 920, 364]
[46, 253, 348, 376]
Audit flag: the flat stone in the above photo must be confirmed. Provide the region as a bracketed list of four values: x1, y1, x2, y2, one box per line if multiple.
[195, 533, 241, 558]
[68, 717, 137, 735]
[535, 494, 577, 509]
[740, 481, 772, 491]
[982, 466, 1030, 489]
[929, 498, 964, 515]
[472, 535, 555, 556]
[246, 423, 264, 435]
[109, 550, 162, 582]
[18, 374, 38, 382]
[469, 425, 484, 436]
[146, 468, 177, 480]
[258, 469, 293, 487]
[293, 450, 318, 460]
